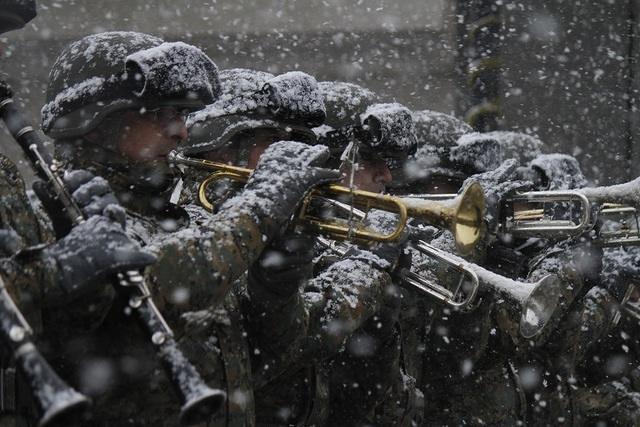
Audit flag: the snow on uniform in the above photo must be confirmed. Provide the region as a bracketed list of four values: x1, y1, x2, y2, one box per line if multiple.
[240, 248, 393, 426]
[309, 81, 424, 426]
[181, 71, 400, 426]
[0, 154, 52, 426]
[396, 124, 560, 425]
[40, 32, 339, 426]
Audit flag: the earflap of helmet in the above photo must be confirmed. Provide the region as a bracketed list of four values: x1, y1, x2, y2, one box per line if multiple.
[124, 41, 220, 110]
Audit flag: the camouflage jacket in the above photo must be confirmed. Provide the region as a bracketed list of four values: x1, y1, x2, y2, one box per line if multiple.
[0, 155, 54, 317]
[69, 195, 285, 427]
[238, 240, 392, 426]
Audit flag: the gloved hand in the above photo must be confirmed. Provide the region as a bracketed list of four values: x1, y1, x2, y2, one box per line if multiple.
[463, 159, 532, 233]
[41, 215, 156, 304]
[34, 169, 126, 235]
[218, 141, 341, 238]
[249, 233, 315, 297]
[341, 239, 408, 273]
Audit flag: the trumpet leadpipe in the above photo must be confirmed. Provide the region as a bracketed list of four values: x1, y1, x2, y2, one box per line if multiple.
[580, 176, 640, 208]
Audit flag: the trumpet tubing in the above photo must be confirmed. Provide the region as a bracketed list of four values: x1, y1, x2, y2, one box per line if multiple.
[502, 190, 591, 236]
[580, 176, 640, 207]
[407, 241, 562, 339]
[504, 176, 640, 243]
[168, 151, 486, 254]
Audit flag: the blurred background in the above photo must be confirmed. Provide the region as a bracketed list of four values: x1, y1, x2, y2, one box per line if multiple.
[1, 0, 637, 184]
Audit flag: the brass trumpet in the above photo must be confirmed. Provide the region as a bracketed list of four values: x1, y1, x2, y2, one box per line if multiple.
[403, 241, 563, 339]
[167, 151, 486, 255]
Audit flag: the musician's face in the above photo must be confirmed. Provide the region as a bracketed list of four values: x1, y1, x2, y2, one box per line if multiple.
[341, 156, 392, 193]
[116, 107, 188, 162]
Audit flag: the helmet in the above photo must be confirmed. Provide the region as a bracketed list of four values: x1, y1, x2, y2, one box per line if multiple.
[314, 81, 379, 147]
[358, 102, 417, 167]
[184, 69, 325, 155]
[399, 120, 544, 189]
[0, 0, 36, 34]
[452, 131, 544, 173]
[42, 31, 220, 139]
[315, 81, 416, 167]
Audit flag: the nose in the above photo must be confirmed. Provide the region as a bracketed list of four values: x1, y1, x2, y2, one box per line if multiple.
[376, 164, 393, 186]
[165, 118, 189, 143]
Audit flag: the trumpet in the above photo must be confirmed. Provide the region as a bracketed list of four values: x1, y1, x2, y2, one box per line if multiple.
[316, 235, 562, 339]
[616, 283, 640, 324]
[167, 151, 486, 255]
[402, 241, 563, 339]
[501, 176, 640, 244]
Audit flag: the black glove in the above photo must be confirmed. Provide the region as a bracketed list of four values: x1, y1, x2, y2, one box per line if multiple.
[218, 141, 340, 239]
[34, 169, 126, 236]
[41, 215, 156, 304]
[463, 159, 532, 232]
[249, 233, 315, 297]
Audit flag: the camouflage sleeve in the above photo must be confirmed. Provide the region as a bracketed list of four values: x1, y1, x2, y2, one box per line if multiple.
[241, 274, 308, 357]
[0, 254, 53, 308]
[249, 258, 390, 388]
[0, 155, 55, 312]
[147, 204, 270, 312]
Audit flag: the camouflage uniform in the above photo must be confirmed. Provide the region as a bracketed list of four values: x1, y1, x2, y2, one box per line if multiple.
[182, 72, 403, 426]
[41, 32, 342, 426]
[393, 121, 604, 425]
[0, 154, 50, 427]
[308, 82, 422, 427]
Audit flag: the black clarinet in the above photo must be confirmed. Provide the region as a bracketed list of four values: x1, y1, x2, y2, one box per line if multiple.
[0, 275, 90, 426]
[0, 82, 225, 425]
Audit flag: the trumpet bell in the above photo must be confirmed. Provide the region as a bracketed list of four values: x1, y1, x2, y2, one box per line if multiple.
[453, 182, 486, 254]
[401, 182, 486, 255]
[519, 274, 563, 339]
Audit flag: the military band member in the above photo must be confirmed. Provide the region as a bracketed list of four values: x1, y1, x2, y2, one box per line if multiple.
[41, 32, 339, 426]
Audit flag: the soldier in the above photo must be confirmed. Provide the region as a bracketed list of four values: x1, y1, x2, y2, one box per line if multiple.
[179, 70, 407, 426]
[391, 116, 604, 425]
[41, 32, 340, 426]
[309, 81, 423, 426]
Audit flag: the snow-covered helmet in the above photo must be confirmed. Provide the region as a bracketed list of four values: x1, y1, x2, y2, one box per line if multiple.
[0, 0, 36, 34]
[42, 31, 220, 139]
[315, 81, 416, 168]
[397, 112, 544, 192]
[183, 69, 325, 156]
